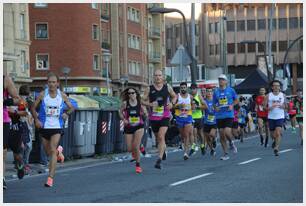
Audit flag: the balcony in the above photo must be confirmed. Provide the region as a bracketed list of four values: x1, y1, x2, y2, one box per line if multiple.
[101, 42, 110, 50]
[148, 27, 161, 39]
[149, 51, 161, 63]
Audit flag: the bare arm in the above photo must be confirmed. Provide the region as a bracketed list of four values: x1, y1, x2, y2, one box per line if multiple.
[30, 91, 44, 128]
[61, 92, 75, 114]
[263, 94, 269, 111]
[5, 76, 21, 105]
[141, 105, 148, 118]
[167, 84, 177, 104]
[141, 87, 152, 107]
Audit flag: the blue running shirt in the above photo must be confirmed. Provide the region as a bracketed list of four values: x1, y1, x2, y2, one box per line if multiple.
[213, 87, 238, 119]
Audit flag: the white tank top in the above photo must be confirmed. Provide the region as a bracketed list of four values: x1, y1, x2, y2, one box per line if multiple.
[177, 93, 191, 107]
[268, 92, 285, 120]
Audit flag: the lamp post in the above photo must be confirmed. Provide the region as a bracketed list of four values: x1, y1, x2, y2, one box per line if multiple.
[241, 40, 271, 82]
[61, 67, 71, 92]
[149, 7, 197, 85]
[103, 52, 112, 96]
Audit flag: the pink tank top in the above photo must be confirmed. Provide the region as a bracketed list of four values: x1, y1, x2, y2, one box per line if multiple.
[3, 89, 11, 123]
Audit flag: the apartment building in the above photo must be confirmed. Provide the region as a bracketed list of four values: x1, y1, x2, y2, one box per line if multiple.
[28, 3, 165, 95]
[3, 3, 32, 88]
[199, 3, 303, 92]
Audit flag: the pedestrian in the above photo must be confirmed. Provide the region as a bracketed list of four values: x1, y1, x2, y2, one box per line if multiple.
[31, 72, 74, 187]
[3, 73, 22, 189]
[255, 87, 269, 147]
[288, 97, 297, 133]
[190, 83, 206, 155]
[237, 105, 247, 142]
[202, 87, 217, 156]
[264, 80, 287, 156]
[119, 87, 148, 173]
[141, 69, 177, 169]
[293, 89, 303, 145]
[213, 74, 238, 160]
[173, 82, 195, 160]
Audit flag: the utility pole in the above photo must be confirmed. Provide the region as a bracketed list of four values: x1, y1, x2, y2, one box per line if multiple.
[191, 3, 197, 84]
[267, 3, 275, 81]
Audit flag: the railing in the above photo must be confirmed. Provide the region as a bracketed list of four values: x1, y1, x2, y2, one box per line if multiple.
[101, 42, 110, 50]
[149, 52, 161, 62]
[148, 27, 161, 38]
[101, 13, 109, 21]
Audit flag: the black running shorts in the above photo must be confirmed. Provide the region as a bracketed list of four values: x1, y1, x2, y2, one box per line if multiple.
[216, 118, 234, 129]
[150, 118, 170, 133]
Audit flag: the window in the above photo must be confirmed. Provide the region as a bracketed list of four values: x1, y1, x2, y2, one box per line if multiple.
[289, 40, 298, 51]
[175, 26, 180, 38]
[209, 23, 214, 33]
[278, 18, 287, 30]
[93, 55, 99, 70]
[289, 17, 298, 29]
[247, 43, 255, 53]
[300, 17, 303, 28]
[272, 41, 276, 52]
[258, 42, 266, 53]
[34, 3, 48, 8]
[92, 25, 98, 40]
[91, 3, 98, 9]
[201, 65, 206, 80]
[215, 22, 220, 33]
[247, 20, 255, 31]
[227, 21, 235, 31]
[20, 50, 26, 72]
[128, 34, 141, 50]
[238, 43, 245, 53]
[215, 44, 219, 55]
[257, 19, 266, 30]
[227, 43, 235, 54]
[237, 20, 245, 31]
[128, 7, 140, 23]
[20, 14, 26, 39]
[35, 23, 48, 39]
[36, 54, 49, 70]
[209, 45, 214, 55]
[166, 49, 172, 59]
[279, 41, 288, 51]
[270, 18, 277, 30]
[136, 11, 140, 23]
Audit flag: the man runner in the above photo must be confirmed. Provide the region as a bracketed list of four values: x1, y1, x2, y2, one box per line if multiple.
[293, 89, 303, 145]
[255, 87, 269, 147]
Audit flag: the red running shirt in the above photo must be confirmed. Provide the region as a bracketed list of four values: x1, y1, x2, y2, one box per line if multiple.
[255, 95, 268, 117]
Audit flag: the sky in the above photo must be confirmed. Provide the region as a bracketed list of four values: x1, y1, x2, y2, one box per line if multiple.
[164, 3, 202, 19]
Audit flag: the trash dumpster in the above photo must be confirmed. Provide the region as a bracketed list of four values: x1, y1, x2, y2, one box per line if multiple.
[88, 96, 125, 154]
[69, 95, 100, 158]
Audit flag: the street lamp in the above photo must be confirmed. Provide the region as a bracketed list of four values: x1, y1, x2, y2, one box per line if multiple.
[61, 66, 71, 92]
[241, 40, 271, 82]
[149, 7, 197, 85]
[103, 52, 112, 96]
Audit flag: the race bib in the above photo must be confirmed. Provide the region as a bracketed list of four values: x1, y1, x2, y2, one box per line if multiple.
[207, 114, 215, 122]
[46, 106, 60, 117]
[219, 97, 228, 107]
[259, 105, 264, 111]
[152, 106, 164, 117]
[238, 118, 243, 123]
[129, 116, 140, 126]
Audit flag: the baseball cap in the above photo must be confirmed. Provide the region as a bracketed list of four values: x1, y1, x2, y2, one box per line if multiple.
[190, 83, 197, 89]
[218, 74, 227, 80]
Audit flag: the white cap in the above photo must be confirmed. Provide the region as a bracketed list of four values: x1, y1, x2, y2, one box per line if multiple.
[218, 74, 228, 80]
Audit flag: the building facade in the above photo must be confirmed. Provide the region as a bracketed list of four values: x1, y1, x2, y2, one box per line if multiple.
[3, 3, 32, 87]
[199, 3, 303, 92]
[28, 3, 165, 95]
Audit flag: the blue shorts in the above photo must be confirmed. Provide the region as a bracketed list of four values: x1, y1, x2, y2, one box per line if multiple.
[176, 116, 193, 128]
[268, 119, 284, 131]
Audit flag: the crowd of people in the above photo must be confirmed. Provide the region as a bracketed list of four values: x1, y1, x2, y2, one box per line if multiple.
[3, 68, 303, 189]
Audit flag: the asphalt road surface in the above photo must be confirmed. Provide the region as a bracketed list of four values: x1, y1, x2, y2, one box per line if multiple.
[4, 129, 303, 203]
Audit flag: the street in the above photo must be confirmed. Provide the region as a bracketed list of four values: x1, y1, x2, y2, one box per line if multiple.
[4, 129, 303, 203]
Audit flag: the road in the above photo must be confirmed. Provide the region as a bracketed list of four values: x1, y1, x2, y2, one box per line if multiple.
[4, 129, 303, 203]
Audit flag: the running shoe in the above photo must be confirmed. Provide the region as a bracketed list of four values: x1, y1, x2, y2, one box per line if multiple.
[260, 136, 264, 145]
[178, 144, 183, 150]
[220, 154, 230, 160]
[17, 164, 25, 179]
[212, 140, 217, 148]
[135, 166, 143, 174]
[264, 138, 269, 148]
[274, 149, 279, 156]
[195, 145, 199, 151]
[230, 142, 238, 153]
[3, 178, 7, 190]
[272, 141, 276, 149]
[200, 144, 206, 155]
[189, 148, 195, 156]
[154, 159, 162, 169]
[140, 145, 146, 156]
[24, 164, 31, 175]
[240, 137, 244, 143]
[183, 153, 189, 160]
[44, 176, 53, 187]
[162, 151, 167, 160]
[210, 149, 216, 156]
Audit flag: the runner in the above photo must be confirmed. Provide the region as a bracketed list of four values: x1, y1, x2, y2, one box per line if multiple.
[232, 105, 240, 140]
[202, 88, 217, 156]
[293, 89, 303, 145]
[119, 87, 147, 173]
[3, 73, 21, 190]
[174, 82, 194, 160]
[255, 87, 269, 147]
[288, 97, 297, 133]
[264, 80, 287, 156]
[213, 74, 238, 160]
[31, 72, 74, 187]
[190, 83, 206, 155]
[237, 105, 247, 143]
[141, 69, 177, 169]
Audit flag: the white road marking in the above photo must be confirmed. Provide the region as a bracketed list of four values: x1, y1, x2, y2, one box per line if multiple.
[238, 158, 261, 165]
[279, 149, 293, 153]
[170, 172, 213, 187]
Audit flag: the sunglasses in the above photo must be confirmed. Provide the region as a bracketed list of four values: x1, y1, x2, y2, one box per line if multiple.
[128, 92, 135, 95]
